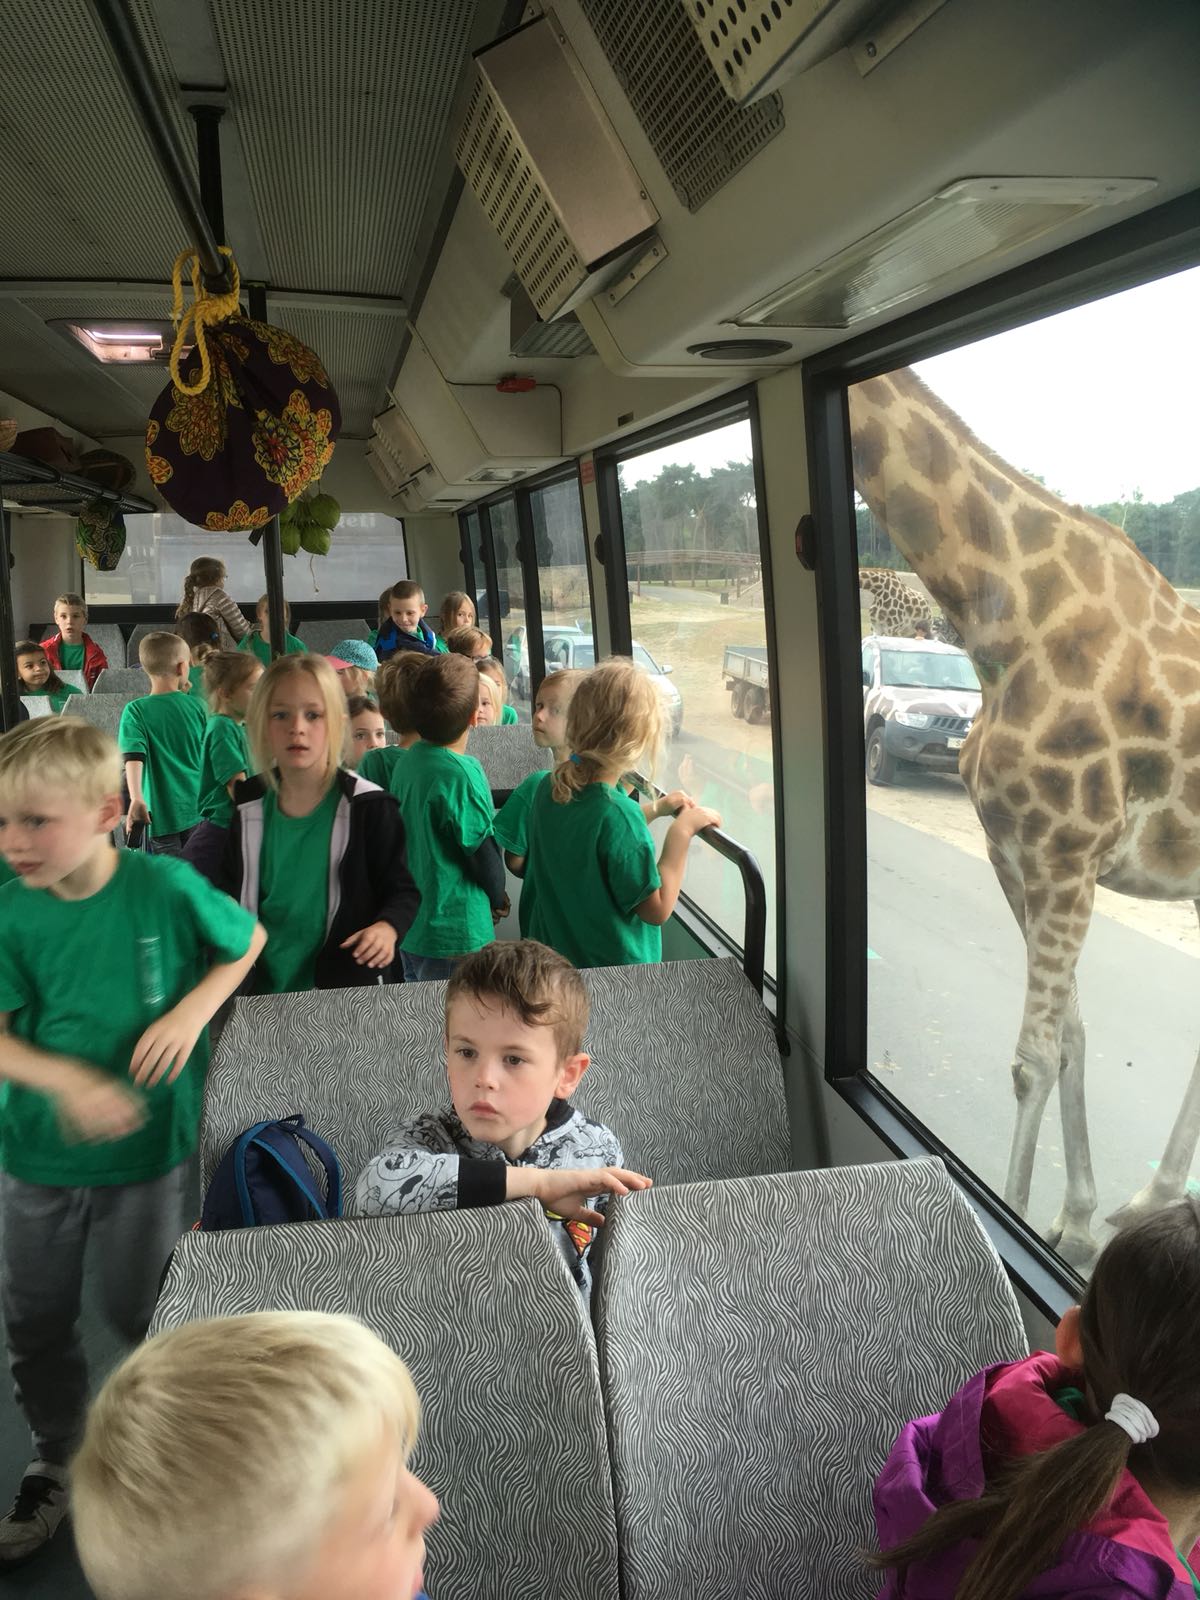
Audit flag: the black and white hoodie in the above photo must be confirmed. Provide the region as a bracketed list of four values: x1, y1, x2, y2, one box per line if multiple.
[354, 1098, 623, 1294]
[218, 768, 421, 989]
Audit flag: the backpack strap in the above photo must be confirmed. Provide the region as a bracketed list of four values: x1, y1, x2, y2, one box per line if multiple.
[231, 1120, 275, 1227]
[282, 1117, 343, 1219]
[248, 1135, 332, 1221]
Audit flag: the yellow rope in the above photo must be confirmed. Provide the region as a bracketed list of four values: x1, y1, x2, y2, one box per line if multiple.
[168, 246, 241, 396]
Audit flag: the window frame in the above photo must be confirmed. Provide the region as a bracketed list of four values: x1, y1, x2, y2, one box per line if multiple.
[804, 187, 1200, 1316]
[592, 386, 786, 998]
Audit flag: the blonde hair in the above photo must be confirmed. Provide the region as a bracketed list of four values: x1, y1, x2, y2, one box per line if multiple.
[246, 653, 346, 791]
[54, 592, 87, 616]
[203, 649, 260, 713]
[376, 586, 393, 629]
[445, 625, 491, 657]
[537, 667, 585, 705]
[255, 592, 292, 628]
[476, 655, 508, 711]
[176, 557, 226, 620]
[439, 590, 476, 634]
[552, 657, 662, 803]
[72, 1311, 420, 1600]
[139, 631, 189, 677]
[0, 717, 121, 808]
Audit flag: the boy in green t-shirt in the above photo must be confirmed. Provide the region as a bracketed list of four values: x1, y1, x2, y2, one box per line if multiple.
[0, 717, 264, 1566]
[237, 593, 306, 664]
[119, 632, 209, 856]
[358, 652, 423, 790]
[390, 653, 507, 981]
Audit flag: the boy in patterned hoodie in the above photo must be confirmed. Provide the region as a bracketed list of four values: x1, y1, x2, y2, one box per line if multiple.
[355, 939, 650, 1294]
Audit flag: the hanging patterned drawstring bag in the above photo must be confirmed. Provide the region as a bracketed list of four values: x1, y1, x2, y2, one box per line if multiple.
[145, 247, 341, 532]
[75, 498, 126, 572]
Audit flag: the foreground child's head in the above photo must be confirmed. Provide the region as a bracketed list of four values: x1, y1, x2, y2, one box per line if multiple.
[444, 626, 490, 661]
[409, 653, 478, 747]
[439, 591, 476, 636]
[247, 654, 346, 789]
[14, 640, 52, 693]
[139, 631, 190, 683]
[53, 592, 88, 643]
[389, 581, 426, 636]
[72, 1310, 438, 1600]
[346, 694, 387, 767]
[444, 940, 590, 1157]
[552, 657, 662, 803]
[375, 654, 425, 745]
[177, 611, 221, 664]
[531, 669, 584, 754]
[0, 719, 122, 890]
[203, 650, 262, 719]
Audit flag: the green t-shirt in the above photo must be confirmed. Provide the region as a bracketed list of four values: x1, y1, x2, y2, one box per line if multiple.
[494, 769, 549, 857]
[25, 684, 82, 714]
[257, 786, 340, 993]
[238, 632, 306, 665]
[119, 691, 209, 835]
[58, 643, 85, 670]
[391, 742, 495, 957]
[359, 744, 407, 790]
[0, 857, 14, 888]
[0, 852, 256, 1185]
[500, 704, 518, 725]
[188, 663, 207, 700]
[198, 715, 252, 826]
[523, 780, 662, 967]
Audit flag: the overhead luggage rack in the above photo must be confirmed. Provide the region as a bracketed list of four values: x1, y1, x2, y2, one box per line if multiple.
[0, 451, 156, 516]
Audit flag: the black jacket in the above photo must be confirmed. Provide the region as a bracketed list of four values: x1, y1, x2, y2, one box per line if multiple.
[218, 768, 421, 989]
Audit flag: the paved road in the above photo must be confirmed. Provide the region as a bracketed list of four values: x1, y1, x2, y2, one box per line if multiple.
[868, 809, 1200, 1251]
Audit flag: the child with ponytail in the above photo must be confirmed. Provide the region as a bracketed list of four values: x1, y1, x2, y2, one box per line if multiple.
[520, 658, 719, 967]
[872, 1198, 1200, 1600]
[176, 557, 250, 648]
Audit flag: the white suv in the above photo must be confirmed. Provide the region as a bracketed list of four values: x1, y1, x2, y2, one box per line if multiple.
[861, 635, 981, 785]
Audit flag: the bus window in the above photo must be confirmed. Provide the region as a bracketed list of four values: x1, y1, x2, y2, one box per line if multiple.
[850, 263, 1200, 1271]
[84, 511, 406, 606]
[527, 474, 595, 704]
[484, 497, 524, 698]
[612, 413, 776, 975]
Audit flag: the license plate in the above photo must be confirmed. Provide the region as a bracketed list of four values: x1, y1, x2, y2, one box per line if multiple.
[946, 736, 964, 750]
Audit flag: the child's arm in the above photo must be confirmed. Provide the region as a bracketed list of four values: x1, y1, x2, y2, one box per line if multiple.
[506, 1165, 652, 1225]
[463, 836, 507, 909]
[0, 1015, 144, 1143]
[128, 922, 266, 1087]
[340, 795, 421, 969]
[224, 772, 247, 801]
[636, 805, 722, 926]
[640, 788, 695, 824]
[503, 849, 526, 877]
[124, 758, 149, 825]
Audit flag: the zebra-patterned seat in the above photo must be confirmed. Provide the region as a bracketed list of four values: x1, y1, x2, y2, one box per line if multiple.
[466, 722, 550, 800]
[199, 958, 788, 1192]
[594, 1157, 1028, 1600]
[151, 1204, 619, 1600]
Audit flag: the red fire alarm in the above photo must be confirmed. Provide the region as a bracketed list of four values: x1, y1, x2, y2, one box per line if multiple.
[496, 375, 538, 393]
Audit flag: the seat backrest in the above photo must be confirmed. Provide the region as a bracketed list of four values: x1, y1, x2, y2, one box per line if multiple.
[594, 1159, 1028, 1600]
[67, 693, 137, 738]
[296, 617, 370, 655]
[125, 622, 165, 665]
[92, 665, 149, 696]
[56, 669, 87, 692]
[151, 1206, 619, 1600]
[199, 958, 789, 1191]
[466, 722, 550, 799]
[19, 696, 55, 719]
[81, 622, 125, 663]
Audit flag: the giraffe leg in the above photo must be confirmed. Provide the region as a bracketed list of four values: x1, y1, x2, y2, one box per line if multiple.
[1002, 869, 1099, 1263]
[1109, 899, 1200, 1226]
[1044, 978, 1099, 1267]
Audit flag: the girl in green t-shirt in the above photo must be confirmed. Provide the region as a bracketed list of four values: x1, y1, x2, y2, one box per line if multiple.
[218, 654, 420, 992]
[474, 656, 519, 726]
[183, 650, 263, 882]
[14, 640, 82, 714]
[521, 658, 721, 968]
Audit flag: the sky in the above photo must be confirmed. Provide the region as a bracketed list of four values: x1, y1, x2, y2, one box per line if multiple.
[621, 264, 1199, 508]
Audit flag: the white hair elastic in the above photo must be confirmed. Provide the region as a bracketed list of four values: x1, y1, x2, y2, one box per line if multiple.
[1105, 1394, 1159, 1446]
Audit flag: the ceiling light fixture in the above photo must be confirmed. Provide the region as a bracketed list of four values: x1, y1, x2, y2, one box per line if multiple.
[48, 319, 184, 365]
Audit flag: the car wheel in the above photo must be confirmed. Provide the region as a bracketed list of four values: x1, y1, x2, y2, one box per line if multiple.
[866, 725, 897, 786]
[745, 686, 768, 725]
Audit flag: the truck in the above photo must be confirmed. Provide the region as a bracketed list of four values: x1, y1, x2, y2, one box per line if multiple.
[723, 645, 770, 724]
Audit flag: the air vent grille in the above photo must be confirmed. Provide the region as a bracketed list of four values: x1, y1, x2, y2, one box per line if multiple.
[687, 0, 885, 104]
[457, 76, 588, 320]
[578, 0, 783, 210]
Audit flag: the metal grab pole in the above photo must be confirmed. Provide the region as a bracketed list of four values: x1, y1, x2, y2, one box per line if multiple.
[0, 506, 18, 732]
[89, 0, 232, 292]
[246, 281, 286, 658]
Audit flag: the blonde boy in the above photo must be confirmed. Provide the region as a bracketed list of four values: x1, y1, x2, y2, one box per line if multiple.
[358, 653, 424, 790]
[356, 939, 650, 1293]
[0, 718, 264, 1565]
[40, 591, 108, 689]
[120, 632, 209, 854]
[73, 1311, 439, 1600]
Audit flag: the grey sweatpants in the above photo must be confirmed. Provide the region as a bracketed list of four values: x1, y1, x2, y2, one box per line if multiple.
[0, 1163, 189, 1464]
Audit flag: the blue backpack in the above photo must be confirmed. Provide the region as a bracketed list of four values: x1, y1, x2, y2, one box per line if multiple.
[201, 1116, 343, 1229]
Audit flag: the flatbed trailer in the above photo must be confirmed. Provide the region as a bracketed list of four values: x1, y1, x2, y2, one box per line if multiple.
[723, 644, 770, 723]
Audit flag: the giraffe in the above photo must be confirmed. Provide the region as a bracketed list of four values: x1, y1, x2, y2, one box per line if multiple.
[859, 567, 964, 646]
[848, 366, 1200, 1265]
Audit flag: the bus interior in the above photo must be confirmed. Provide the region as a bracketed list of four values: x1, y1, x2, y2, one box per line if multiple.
[1, 0, 1199, 1595]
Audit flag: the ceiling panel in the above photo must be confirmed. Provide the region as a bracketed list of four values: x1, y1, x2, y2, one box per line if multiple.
[266, 303, 407, 437]
[0, 301, 155, 437]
